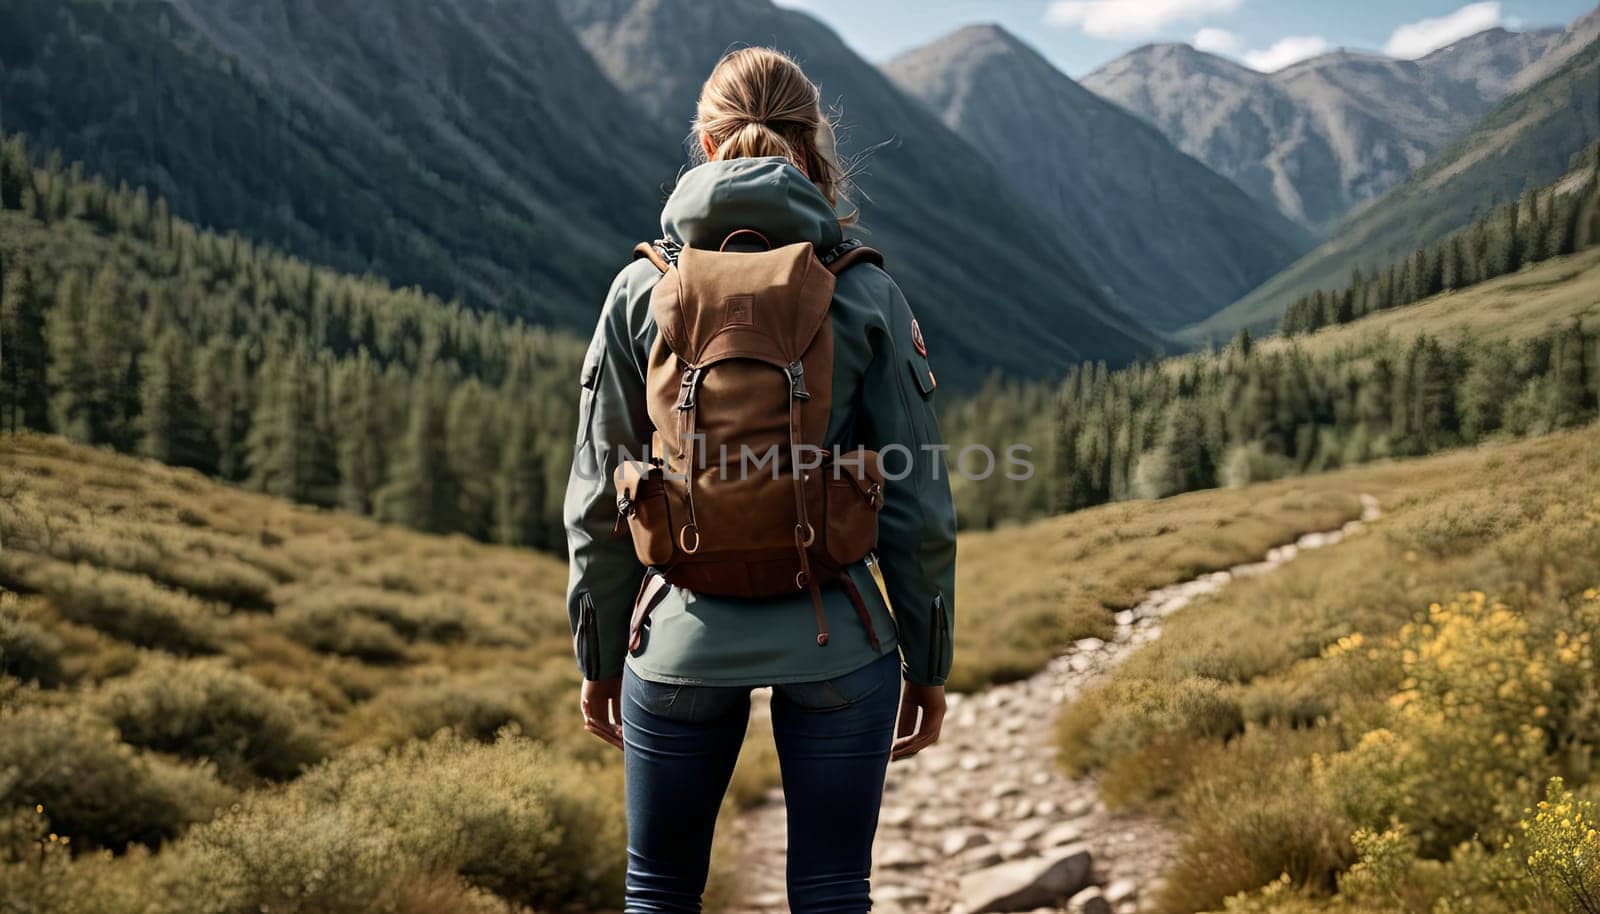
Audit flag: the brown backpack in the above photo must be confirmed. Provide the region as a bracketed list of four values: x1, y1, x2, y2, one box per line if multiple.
[617, 232, 886, 649]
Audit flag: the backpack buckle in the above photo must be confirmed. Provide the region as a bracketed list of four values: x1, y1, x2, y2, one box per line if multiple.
[675, 367, 704, 410]
[785, 361, 810, 401]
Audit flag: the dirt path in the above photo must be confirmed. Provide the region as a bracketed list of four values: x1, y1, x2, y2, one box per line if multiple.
[729, 495, 1382, 914]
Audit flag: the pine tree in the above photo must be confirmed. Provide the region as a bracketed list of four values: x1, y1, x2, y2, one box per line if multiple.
[1, 258, 51, 432]
[140, 327, 216, 471]
[1518, 191, 1545, 268]
[1547, 321, 1591, 428]
[1459, 341, 1514, 440]
[196, 339, 255, 481]
[376, 375, 461, 534]
[83, 265, 140, 448]
[1163, 400, 1214, 493]
[332, 351, 389, 513]
[494, 409, 548, 548]
[1412, 337, 1457, 452]
[446, 380, 499, 540]
[46, 271, 95, 441]
[247, 344, 338, 506]
[1440, 235, 1464, 290]
[0, 138, 29, 211]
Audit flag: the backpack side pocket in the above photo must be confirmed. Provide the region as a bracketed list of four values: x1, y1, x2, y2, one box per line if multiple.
[615, 460, 676, 568]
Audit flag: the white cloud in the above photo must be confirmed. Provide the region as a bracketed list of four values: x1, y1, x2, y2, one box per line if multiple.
[1241, 35, 1331, 71]
[1383, 2, 1503, 58]
[1044, 0, 1242, 39]
[1192, 26, 1241, 54]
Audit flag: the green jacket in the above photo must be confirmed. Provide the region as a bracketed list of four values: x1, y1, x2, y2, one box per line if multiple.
[564, 157, 956, 687]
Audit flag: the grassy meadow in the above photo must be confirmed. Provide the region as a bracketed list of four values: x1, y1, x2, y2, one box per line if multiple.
[954, 484, 1362, 691]
[1258, 245, 1600, 359]
[7, 419, 1600, 914]
[1054, 423, 1600, 913]
[0, 434, 624, 914]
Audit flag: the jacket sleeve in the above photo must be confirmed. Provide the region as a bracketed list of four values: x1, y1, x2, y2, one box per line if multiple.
[858, 274, 957, 686]
[563, 265, 654, 681]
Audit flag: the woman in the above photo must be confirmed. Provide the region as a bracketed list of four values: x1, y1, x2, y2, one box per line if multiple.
[564, 47, 957, 914]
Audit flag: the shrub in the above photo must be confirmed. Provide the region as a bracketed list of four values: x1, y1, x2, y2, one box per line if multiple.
[0, 600, 68, 687]
[342, 664, 569, 748]
[1323, 593, 1559, 853]
[277, 599, 407, 662]
[165, 735, 625, 913]
[35, 520, 282, 610]
[0, 705, 232, 850]
[1156, 740, 1352, 913]
[1519, 777, 1600, 914]
[1, 556, 222, 653]
[278, 588, 467, 644]
[1059, 675, 1243, 775]
[94, 656, 328, 780]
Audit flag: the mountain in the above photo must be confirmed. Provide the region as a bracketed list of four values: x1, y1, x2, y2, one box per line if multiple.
[1420, 25, 1565, 99]
[1187, 38, 1600, 342]
[1082, 24, 1570, 231]
[882, 24, 1312, 332]
[0, 0, 680, 329]
[1512, 5, 1600, 91]
[556, 0, 1161, 377]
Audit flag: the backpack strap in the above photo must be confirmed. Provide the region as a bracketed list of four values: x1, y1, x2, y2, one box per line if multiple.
[637, 238, 881, 275]
[633, 238, 680, 273]
[819, 239, 884, 275]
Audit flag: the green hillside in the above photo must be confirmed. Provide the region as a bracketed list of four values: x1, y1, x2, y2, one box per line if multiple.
[1188, 37, 1600, 343]
[1263, 245, 1600, 358]
[942, 299, 1600, 529]
[0, 134, 583, 548]
[0, 0, 676, 329]
[1278, 143, 1600, 337]
[1052, 422, 1600, 914]
[0, 433, 625, 913]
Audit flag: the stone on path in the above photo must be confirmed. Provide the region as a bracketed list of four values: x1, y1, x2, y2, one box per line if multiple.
[943, 829, 991, 856]
[959, 844, 1093, 913]
[1039, 820, 1086, 848]
[1068, 886, 1114, 914]
[1103, 877, 1138, 905]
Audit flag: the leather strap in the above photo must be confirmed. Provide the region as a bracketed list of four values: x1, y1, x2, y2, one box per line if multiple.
[821, 240, 883, 276]
[634, 239, 681, 273]
[675, 365, 703, 553]
[838, 572, 881, 652]
[784, 363, 827, 647]
[638, 239, 878, 276]
[719, 229, 772, 252]
[629, 571, 672, 653]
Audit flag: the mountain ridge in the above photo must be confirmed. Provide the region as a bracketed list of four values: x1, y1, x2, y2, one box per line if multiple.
[1187, 37, 1600, 342]
[557, 0, 1164, 376]
[1082, 19, 1576, 230]
[882, 23, 1312, 331]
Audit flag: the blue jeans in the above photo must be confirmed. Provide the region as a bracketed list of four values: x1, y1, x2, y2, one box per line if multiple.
[621, 650, 901, 914]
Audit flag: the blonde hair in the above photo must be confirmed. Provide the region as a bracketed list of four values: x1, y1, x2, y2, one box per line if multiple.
[693, 47, 852, 218]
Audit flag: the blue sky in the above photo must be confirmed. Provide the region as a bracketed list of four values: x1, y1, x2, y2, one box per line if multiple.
[774, 0, 1596, 76]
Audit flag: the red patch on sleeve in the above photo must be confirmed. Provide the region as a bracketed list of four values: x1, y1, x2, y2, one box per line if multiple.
[911, 318, 927, 358]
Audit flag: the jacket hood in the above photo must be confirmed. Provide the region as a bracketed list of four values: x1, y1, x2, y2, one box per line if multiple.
[661, 157, 844, 252]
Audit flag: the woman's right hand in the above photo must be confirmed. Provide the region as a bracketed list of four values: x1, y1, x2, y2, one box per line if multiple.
[892, 680, 946, 760]
[581, 677, 624, 751]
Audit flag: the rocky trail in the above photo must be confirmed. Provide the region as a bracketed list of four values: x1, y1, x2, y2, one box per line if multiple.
[730, 495, 1383, 914]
